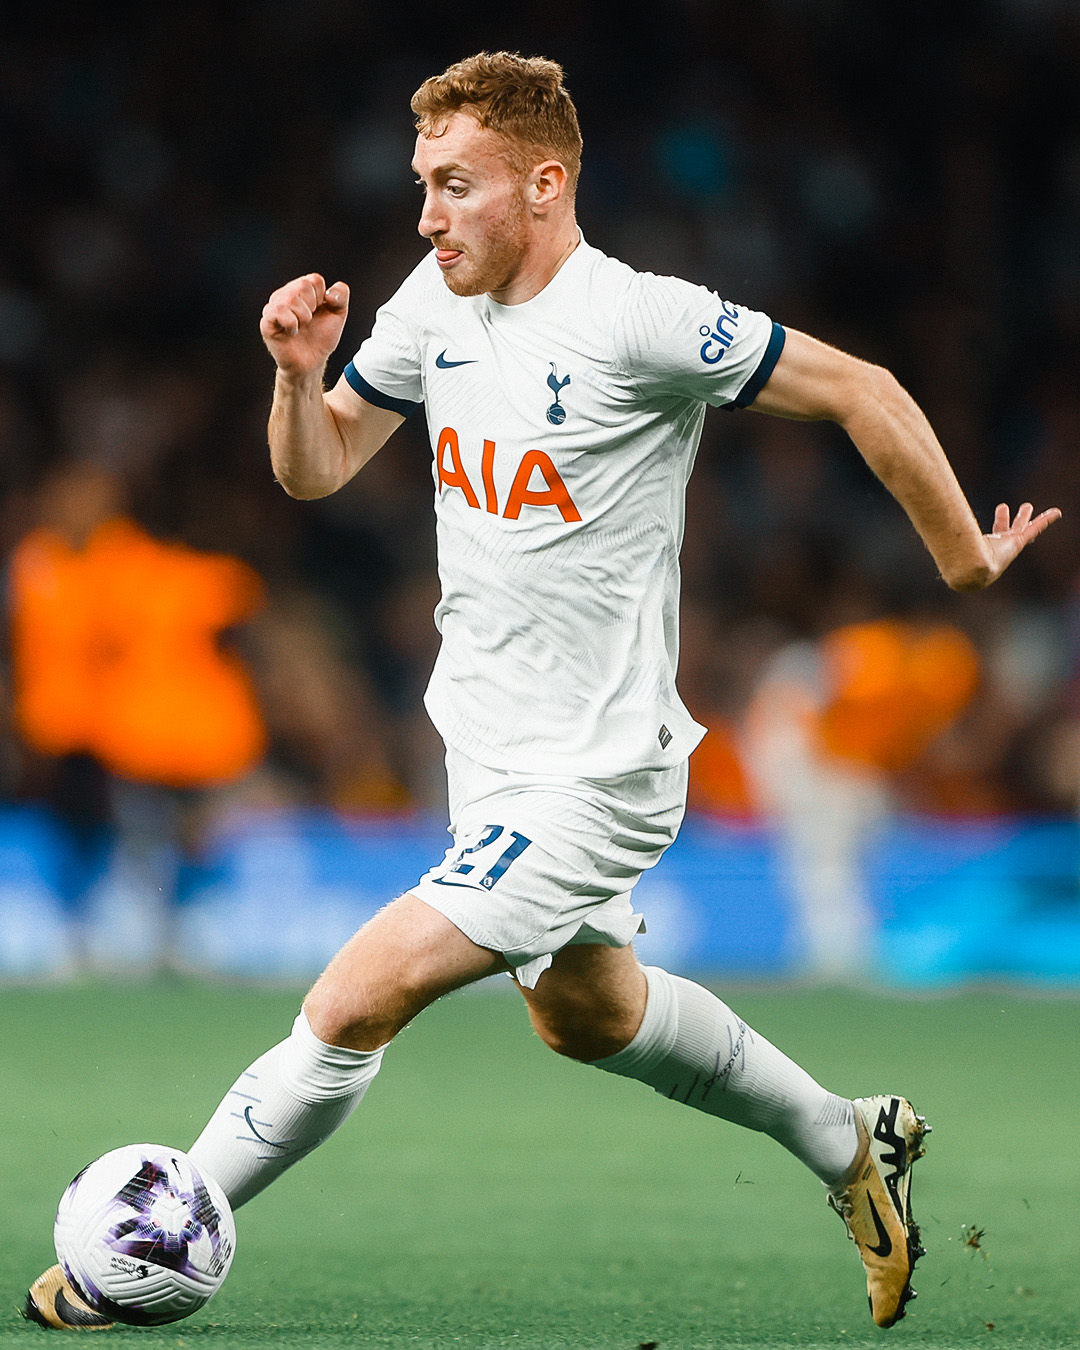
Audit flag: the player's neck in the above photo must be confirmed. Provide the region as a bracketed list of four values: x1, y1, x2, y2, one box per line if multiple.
[488, 219, 580, 307]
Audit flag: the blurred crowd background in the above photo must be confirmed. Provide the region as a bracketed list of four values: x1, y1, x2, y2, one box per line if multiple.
[1, 0, 1079, 979]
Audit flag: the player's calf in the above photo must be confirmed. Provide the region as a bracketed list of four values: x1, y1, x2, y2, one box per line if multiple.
[186, 1008, 385, 1209]
[519, 942, 647, 1061]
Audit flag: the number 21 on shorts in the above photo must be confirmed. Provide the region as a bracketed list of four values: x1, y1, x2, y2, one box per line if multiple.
[432, 824, 533, 891]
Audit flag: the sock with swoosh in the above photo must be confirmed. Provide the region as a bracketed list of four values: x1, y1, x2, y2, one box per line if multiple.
[592, 966, 858, 1184]
[189, 1008, 384, 1208]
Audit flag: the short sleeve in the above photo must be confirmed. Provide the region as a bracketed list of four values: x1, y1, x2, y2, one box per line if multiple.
[614, 272, 785, 409]
[344, 274, 425, 418]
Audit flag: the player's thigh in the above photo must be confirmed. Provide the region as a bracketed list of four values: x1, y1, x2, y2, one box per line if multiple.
[305, 892, 507, 1049]
[517, 941, 647, 1061]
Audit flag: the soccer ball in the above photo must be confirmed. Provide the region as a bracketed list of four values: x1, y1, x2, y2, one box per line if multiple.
[53, 1144, 235, 1326]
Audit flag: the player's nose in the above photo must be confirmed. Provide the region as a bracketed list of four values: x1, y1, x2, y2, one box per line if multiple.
[417, 194, 447, 240]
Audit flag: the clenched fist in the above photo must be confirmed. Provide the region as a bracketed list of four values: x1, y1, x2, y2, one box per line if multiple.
[260, 273, 350, 378]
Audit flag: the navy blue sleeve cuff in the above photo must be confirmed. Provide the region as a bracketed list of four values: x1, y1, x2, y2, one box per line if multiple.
[343, 362, 422, 417]
[727, 322, 786, 410]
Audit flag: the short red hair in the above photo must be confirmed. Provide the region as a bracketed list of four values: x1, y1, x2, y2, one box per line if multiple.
[411, 51, 583, 193]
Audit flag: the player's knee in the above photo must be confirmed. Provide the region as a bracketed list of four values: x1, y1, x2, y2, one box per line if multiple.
[302, 984, 402, 1052]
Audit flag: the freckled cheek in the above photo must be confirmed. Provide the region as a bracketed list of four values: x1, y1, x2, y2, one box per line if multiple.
[457, 213, 495, 252]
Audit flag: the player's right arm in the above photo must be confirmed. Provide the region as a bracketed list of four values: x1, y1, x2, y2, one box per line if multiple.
[261, 273, 404, 499]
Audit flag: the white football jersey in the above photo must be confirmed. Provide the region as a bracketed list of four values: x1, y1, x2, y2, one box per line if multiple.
[346, 237, 784, 776]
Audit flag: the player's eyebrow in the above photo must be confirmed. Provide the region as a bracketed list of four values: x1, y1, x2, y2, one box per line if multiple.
[411, 161, 471, 180]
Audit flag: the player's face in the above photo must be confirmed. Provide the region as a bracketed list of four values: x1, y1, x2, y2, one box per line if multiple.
[413, 113, 532, 299]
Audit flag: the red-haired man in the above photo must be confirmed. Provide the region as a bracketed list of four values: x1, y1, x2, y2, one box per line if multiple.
[30, 51, 1058, 1333]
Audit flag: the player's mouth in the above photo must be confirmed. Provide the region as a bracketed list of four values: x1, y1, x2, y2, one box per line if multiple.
[435, 247, 464, 267]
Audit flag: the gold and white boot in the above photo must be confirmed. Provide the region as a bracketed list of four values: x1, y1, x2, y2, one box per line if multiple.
[827, 1095, 930, 1328]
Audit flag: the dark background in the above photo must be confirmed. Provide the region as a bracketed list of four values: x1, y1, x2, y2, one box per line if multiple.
[1, 0, 1078, 818]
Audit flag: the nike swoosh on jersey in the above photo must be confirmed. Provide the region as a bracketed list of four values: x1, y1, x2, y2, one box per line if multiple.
[866, 1193, 893, 1257]
[435, 350, 477, 368]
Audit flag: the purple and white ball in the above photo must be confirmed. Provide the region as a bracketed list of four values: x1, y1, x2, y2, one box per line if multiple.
[54, 1144, 235, 1326]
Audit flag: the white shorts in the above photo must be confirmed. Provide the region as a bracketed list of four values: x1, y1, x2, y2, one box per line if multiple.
[410, 746, 688, 988]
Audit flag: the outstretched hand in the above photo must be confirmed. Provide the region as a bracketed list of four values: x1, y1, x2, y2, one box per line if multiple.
[260, 273, 350, 379]
[956, 502, 1062, 590]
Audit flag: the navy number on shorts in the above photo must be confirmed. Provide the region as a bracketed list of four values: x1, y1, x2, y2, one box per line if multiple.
[432, 824, 533, 891]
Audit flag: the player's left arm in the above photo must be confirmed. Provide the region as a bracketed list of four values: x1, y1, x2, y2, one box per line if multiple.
[748, 328, 1061, 591]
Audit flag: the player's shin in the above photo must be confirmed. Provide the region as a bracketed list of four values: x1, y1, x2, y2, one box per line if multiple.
[188, 1008, 384, 1208]
[592, 966, 857, 1183]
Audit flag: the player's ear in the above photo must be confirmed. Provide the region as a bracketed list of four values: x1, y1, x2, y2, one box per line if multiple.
[530, 160, 568, 214]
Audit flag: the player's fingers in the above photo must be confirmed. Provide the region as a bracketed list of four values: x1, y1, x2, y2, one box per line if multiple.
[264, 281, 316, 325]
[992, 502, 1010, 535]
[268, 276, 312, 307]
[260, 306, 298, 339]
[1021, 506, 1062, 541]
[267, 278, 319, 326]
[266, 301, 313, 336]
[273, 290, 315, 324]
[324, 281, 350, 312]
[1012, 501, 1034, 531]
[303, 272, 327, 307]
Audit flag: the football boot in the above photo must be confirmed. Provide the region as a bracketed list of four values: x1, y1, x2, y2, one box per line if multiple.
[827, 1094, 930, 1328]
[23, 1265, 114, 1331]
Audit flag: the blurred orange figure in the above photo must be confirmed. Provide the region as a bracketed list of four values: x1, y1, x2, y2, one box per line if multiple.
[688, 717, 756, 818]
[816, 620, 979, 773]
[744, 617, 979, 979]
[9, 465, 266, 789]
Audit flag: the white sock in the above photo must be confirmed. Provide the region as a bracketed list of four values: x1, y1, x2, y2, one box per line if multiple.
[189, 1009, 384, 1208]
[593, 966, 858, 1183]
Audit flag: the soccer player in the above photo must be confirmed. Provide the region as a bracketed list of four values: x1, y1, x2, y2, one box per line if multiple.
[28, 51, 1059, 1333]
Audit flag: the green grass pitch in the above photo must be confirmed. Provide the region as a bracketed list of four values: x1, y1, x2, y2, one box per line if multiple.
[1, 979, 1078, 1348]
